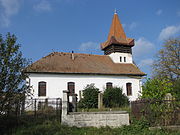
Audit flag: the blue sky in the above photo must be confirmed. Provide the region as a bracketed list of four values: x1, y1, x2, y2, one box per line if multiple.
[0, 0, 180, 77]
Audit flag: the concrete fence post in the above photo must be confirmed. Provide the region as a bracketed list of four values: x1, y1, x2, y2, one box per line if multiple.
[62, 90, 69, 115]
[61, 90, 69, 125]
[98, 92, 103, 109]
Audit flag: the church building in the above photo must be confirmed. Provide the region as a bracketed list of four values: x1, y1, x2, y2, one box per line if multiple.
[25, 12, 145, 101]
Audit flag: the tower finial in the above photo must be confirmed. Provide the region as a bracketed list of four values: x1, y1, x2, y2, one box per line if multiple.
[114, 8, 117, 14]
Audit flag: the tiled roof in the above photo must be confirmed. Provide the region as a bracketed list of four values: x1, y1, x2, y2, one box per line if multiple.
[25, 52, 145, 76]
[107, 13, 126, 40]
[101, 36, 134, 50]
[101, 12, 134, 50]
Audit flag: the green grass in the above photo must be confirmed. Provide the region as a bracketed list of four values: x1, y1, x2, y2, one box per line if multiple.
[77, 106, 131, 113]
[12, 119, 180, 135]
[1, 110, 180, 135]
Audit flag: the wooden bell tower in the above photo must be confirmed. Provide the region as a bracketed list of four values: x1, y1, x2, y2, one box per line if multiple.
[101, 11, 134, 55]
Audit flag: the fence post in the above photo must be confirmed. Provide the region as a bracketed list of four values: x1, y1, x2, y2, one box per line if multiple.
[56, 98, 58, 114]
[21, 97, 25, 115]
[34, 99, 37, 117]
[62, 90, 69, 115]
[98, 92, 103, 109]
[45, 98, 48, 108]
[61, 90, 69, 125]
[56, 98, 60, 118]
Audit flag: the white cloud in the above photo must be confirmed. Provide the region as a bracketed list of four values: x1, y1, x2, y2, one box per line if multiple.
[158, 25, 180, 40]
[79, 41, 99, 53]
[138, 59, 153, 68]
[156, 9, 163, 15]
[133, 37, 154, 57]
[0, 0, 21, 27]
[129, 22, 137, 30]
[33, 0, 51, 12]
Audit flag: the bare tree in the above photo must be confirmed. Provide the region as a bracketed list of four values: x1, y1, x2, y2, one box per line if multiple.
[152, 37, 180, 81]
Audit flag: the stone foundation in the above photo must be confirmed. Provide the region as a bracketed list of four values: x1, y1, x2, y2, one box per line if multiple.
[61, 90, 129, 127]
[62, 111, 129, 127]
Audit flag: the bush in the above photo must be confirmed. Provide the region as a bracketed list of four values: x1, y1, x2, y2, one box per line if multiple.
[172, 79, 180, 100]
[78, 84, 99, 109]
[103, 87, 129, 108]
[141, 78, 173, 100]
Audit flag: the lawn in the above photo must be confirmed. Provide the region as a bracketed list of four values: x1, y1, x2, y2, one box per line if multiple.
[1, 107, 180, 135]
[10, 119, 180, 135]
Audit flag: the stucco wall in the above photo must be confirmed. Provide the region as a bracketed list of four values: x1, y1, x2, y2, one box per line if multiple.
[109, 52, 133, 63]
[28, 73, 142, 101]
[62, 111, 129, 127]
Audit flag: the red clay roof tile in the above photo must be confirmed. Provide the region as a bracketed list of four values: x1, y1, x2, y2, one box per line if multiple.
[25, 52, 145, 76]
[101, 13, 134, 50]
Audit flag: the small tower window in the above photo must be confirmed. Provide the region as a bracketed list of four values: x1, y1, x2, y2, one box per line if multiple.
[126, 83, 132, 96]
[124, 57, 126, 62]
[38, 81, 46, 96]
[120, 57, 122, 62]
[106, 82, 113, 89]
[68, 82, 75, 95]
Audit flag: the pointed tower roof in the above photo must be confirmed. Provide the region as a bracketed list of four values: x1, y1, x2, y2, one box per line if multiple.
[101, 12, 134, 50]
[107, 11, 126, 40]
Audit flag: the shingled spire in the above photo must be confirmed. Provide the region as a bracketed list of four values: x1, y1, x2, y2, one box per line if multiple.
[101, 11, 134, 55]
[107, 10, 126, 40]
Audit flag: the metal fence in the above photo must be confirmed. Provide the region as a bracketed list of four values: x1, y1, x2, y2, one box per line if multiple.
[24, 98, 62, 119]
[0, 98, 62, 134]
[131, 99, 180, 126]
[0, 98, 62, 119]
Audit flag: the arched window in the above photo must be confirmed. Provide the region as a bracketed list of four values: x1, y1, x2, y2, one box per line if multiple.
[126, 83, 132, 96]
[106, 82, 113, 89]
[68, 82, 75, 95]
[38, 81, 46, 96]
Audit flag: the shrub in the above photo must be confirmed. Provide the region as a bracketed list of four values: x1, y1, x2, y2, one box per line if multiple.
[172, 79, 180, 100]
[78, 84, 99, 109]
[141, 78, 173, 100]
[103, 87, 129, 108]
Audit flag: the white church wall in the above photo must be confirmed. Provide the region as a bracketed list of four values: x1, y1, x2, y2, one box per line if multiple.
[28, 73, 142, 101]
[109, 52, 133, 63]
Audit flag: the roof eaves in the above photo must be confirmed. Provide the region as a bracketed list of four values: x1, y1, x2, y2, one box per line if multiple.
[25, 71, 146, 76]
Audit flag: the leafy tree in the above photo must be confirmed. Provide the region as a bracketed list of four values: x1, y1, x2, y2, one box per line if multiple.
[148, 38, 180, 100]
[141, 78, 173, 100]
[0, 33, 30, 115]
[152, 38, 180, 81]
[103, 87, 129, 108]
[78, 84, 99, 109]
[172, 79, 180, 100]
